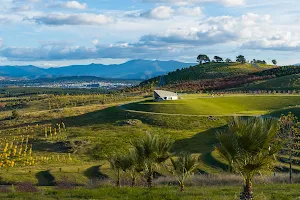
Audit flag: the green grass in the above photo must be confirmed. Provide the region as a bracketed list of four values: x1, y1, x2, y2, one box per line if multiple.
[2, 92, 300, 189]
[124, 95, 300, 116]
[0, 184, 300, 200]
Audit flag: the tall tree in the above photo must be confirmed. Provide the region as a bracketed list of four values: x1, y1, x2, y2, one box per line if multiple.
[236, 55, 246, 64]
[197, 54, 210, 64]
[166, 152, 199, 192]
[108, 154, 125, 187]
[277, 112, 300, 184]
[272, 59, 277, 65]
[119, 150, 141, 187]
[214, 56, 223, 63]
[216, 117, 283, 200]
[131, 133, 173, 188]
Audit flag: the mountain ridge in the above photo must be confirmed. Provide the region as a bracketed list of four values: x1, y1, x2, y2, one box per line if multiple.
[0, 59, 195, 80]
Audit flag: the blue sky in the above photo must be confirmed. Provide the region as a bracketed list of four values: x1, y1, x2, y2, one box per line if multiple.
[0, 0, 300, 67]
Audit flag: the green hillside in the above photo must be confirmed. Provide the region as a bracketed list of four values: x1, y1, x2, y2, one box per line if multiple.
[136, 62, 300, 92]
[240, 74, 300, 90]
[140, 62, 275, 86]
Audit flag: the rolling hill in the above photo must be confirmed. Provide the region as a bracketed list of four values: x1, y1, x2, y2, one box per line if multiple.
[137, 62, 300, 92]
[0, 60, 195, 80]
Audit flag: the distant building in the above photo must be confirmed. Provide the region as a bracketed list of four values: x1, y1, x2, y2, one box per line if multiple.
[154, 90, 178, 101]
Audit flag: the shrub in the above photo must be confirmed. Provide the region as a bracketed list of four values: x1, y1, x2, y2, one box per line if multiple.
[11, 110, 19, 119]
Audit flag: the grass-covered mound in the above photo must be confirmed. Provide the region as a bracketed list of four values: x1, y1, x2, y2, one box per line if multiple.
[124, 95, 300, 116]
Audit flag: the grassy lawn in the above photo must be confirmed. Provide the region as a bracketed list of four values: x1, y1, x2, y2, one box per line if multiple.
[0, 184, 299, 200]
[124, 95, 300, 116]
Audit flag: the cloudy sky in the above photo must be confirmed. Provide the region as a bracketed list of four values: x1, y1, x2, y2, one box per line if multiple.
[0, 0, 299, 67]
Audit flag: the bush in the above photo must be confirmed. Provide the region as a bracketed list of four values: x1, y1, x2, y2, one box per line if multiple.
[117, 119, 143, 126]
[11, 110, 19, 119]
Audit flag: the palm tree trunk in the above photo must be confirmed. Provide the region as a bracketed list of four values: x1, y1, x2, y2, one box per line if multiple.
[116, 169, 121, 187]
[179, 182, 184, 192]
[147, 173, 153, 188]
[240, 183, 253, 200]
[289, 158, 293, 184]
[131, 176, 136, 187]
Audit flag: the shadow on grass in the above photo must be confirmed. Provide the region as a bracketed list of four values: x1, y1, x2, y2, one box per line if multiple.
[84, 165, 109, 180]
[35, 170, 56, 186]
[0, 107, 127, 130]
[33, 140, 72, 153]
[267, 107, 300, 118]
[172, 126, 229, 171]
[172, 126, 226, 154]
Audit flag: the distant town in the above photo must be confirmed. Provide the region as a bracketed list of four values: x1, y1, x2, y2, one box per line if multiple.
[0, 76, 140, 90]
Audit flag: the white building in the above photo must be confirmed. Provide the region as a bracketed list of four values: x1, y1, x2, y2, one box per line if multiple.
[154, 90, 178, 101]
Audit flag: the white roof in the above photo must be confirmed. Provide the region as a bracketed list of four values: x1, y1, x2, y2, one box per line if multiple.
[154, 90, 177, 98]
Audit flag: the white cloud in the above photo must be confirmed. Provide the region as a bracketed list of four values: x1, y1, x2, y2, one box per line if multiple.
[140, 6, 174, 19]
[49, 1, 88, 10]
[129, 6, 203, 19]
[242, 32, 300, 51]
[0, 38, 3, 48]
[27, 13, 114, 25]
[92, 39, 99, 45]
[63, 1, 87, 9]
[177, 7, 203, 17]
[142, 0, 245, 7]
[156, 13, 271, 46]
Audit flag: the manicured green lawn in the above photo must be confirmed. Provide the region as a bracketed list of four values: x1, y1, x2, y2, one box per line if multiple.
[124, 95, 300, 116]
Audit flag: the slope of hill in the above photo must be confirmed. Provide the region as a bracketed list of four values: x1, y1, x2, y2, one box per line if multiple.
[0, 60, 195, 80]
[238, 74, 300, 91]
[137, 62, 278, 91]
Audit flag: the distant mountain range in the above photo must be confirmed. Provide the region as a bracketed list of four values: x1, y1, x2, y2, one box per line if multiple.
[0, 60, 195, 80]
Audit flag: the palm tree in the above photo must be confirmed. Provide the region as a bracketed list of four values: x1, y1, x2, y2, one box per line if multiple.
[215, 117, 283, 200]
[166, 152, 199, 191]
[131, 133, 173, 188]
[108, 154, 124, 187]
[120, 150, 141, 187]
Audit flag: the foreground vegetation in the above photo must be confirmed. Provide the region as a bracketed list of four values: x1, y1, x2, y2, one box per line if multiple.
[0, 184, 300, 200]
[0, 88, 300, 199]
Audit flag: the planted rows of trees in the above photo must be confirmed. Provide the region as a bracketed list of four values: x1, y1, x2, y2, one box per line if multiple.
[0, 121, 76, 171]
[106, 115, 300, 200]
[159, 64, 300, 92]
[45, 94, 131, 110]
[165, 74, 275, 92]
